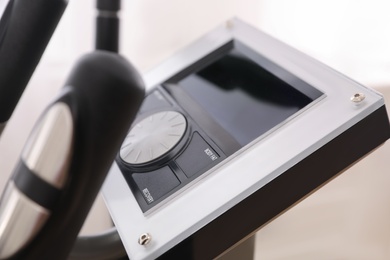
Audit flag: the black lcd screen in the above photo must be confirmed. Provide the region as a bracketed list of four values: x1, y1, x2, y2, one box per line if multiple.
[177, 46, 322, 147]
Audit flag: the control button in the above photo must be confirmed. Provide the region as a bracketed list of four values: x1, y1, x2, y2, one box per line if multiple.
[139, 90, 171, 113]
[120, 111, 187, 165]
[132, 166, 180, 204]
[176, 132, 219, 178]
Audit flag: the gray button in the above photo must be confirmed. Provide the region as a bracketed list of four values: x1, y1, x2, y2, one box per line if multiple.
[132, 166, 180, 204]
[176, 132, 219, 178]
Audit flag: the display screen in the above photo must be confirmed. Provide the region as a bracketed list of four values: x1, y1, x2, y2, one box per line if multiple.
[177, 46, 323, 147]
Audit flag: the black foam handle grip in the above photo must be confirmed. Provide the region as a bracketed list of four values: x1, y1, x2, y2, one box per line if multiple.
[0, 0, 67, 123]
[95, 0, 121, 52]
[0, 0, 14, 47]
[10, 51, 145, 259]
[97, 0, 121, 11]
[96, 15, 120, 53]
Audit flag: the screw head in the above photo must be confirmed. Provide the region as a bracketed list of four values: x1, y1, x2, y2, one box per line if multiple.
[351, 93, 365, 103]
[226, 20, 234, 29]
[138, 233, 152, 246]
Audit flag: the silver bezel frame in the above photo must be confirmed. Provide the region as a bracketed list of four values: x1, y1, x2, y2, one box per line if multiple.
[103, 18, 385, 260]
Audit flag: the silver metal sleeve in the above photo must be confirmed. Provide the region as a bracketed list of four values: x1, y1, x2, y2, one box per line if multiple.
[21, 103, 73, 189]
[0, 182, 50, 259]
[0, 102, 73, 258]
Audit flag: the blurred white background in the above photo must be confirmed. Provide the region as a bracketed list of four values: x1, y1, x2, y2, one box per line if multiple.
[0, 0, 389, 259]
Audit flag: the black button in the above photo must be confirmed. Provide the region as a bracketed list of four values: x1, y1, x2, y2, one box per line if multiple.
[139, 90, 171, 113]
[132, 166, 180, 204]
[176, 132, 219, 178]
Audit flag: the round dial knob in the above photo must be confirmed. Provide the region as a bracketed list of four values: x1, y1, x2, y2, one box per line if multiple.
[120, 111, 187, 165]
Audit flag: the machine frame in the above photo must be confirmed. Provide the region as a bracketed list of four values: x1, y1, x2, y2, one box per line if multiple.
[103, 18, 390, 260]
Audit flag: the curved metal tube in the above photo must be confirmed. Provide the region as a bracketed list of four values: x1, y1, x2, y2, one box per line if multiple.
[70, 227, 127, 260]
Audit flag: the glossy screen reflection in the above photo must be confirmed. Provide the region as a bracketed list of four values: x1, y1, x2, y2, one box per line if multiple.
[179, 48, 322, 147]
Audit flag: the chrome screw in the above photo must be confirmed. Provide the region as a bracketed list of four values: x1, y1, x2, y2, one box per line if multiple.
[351, 93, 366, 103]
[138, 233, 152, 246]
[226, 20, 234, 29]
